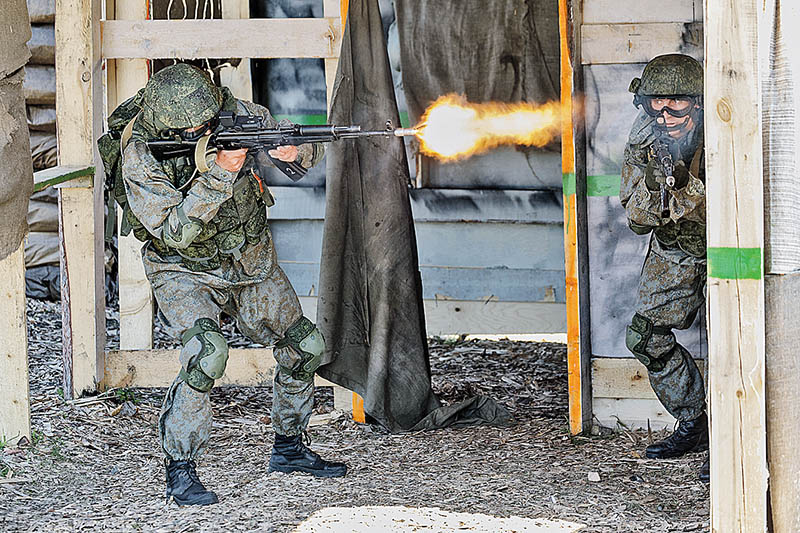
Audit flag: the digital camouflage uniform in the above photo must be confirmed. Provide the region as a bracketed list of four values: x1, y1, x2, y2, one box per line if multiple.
[119, 69, 325, 462]
[620, 112, 706, 422]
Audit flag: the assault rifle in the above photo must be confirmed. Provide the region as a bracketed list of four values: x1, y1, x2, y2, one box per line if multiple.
[651, 133, 677, 219]
[147, 111, 416, 181]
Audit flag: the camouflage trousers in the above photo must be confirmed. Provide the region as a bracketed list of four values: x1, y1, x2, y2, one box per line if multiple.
[630, 236, 706, 422]
[143, 247, 314, 461]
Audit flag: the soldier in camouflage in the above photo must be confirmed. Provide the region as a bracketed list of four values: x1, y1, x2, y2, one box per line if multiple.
[117, 63, 347, 505]
[619, 54, 709, 481]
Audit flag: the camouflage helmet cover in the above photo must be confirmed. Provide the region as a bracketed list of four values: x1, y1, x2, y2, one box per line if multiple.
[142, 63, 223, 131]
[628, 54, 703, 97]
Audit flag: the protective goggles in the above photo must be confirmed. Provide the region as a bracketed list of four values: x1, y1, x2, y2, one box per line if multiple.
[179, 121, 213, 141]
[638, 96, 698, 118]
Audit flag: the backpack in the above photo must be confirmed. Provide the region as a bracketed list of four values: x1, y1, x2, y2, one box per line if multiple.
[97, 89, 146, 242]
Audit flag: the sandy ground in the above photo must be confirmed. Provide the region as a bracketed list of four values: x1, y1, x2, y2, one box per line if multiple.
[0, 299, 709, 532]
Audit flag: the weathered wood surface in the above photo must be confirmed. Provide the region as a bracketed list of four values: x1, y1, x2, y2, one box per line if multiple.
[593, 398, 675, 431]
[101, 19, 342, 59]
[56, 0, 106, 397]
[581, 22, 703, 65]
[582, 0, 696, 24]
[0, 244, 30, 445]
[591, 357, 705, 400]
[705, 0, 768, 530]
[28, 0, 56, 23]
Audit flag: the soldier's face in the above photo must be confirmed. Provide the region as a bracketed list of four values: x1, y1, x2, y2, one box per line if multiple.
[656, 104, 701, 139]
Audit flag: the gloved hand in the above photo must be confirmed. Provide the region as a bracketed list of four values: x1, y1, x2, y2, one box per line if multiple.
[644, 158, 664, 191]
[672, 161, 691, 189]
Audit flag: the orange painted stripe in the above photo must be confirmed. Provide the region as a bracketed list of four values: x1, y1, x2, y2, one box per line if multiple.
[352, 392, 365, 423]
[559, 0, 584, 436]
[341, 0, 349, 29]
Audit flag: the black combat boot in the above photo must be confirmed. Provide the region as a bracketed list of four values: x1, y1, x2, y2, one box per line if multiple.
[699, 456, 710, 483]
[645, 412, 709, 459]
[165, 459, 219, 506]
[269, 434, 347, 478]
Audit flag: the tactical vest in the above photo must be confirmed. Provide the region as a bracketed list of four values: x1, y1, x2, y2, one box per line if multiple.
[98, 90, 270, 272]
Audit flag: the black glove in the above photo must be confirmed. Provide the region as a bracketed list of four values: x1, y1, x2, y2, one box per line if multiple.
[644, 158, 663, 191]
[672, 161, 691, 189]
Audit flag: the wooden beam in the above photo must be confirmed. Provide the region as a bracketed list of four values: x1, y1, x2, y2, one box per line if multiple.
[56, 0, 106, 397]
[705, 0, 768, 529]
[0, 244, 30, 445]
[580, 22, 703, 65]
[591, 357, 705, 400]
[103, 348, 338, 389]
[101, 19, 342, 59]
[559, 0, 593, 436]
[581, 0, 695, 24]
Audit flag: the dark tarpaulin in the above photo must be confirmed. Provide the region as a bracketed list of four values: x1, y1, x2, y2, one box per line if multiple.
[395, 0, 560, 125]
[316, 0, 512, 432]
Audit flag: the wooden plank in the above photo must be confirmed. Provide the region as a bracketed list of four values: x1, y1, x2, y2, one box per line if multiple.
[323, 0, 344, 108]
[592, 357, 705, 400]
[218, 0, 253, 101]
[582, 0, 694, 24]
[101, 19, 342, 59]
[592, 398, 675, 431]
[104, 348, 342, 389]
[0, 244, 30, 445]
[705, 0, 768, 529]
[33, 165, 94, 191]
[560, 0, 593, 436]
[581, 23, 703, 65]
[56, 0, 106, 398]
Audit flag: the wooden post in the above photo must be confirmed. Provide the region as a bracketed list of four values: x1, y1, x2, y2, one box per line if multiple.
[705, 0, 768, 530]
[559, 0, 592, 435]
[0, 244, 30, 445]
[219, 0, 253, 101]
[107, 0, 153, 352]
[56, 0, 106, 397]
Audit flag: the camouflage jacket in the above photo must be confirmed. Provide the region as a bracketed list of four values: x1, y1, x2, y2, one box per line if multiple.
[619, 111, 706, 257]
[121, 98, 324, 271]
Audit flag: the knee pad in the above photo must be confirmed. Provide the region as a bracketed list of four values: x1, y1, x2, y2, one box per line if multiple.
[179, 318, 229, 392]
[625, 313, 673, 372]
[275, 316, 325, 382]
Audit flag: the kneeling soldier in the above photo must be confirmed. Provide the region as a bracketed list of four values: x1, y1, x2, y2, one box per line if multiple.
[106, 63, 347, 505]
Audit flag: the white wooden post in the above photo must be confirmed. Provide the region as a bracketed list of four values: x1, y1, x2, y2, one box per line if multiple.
[56, 0, 106, 397]
[0, 244, 30, 445]
[705, 0, 769, 529]
[108, 0, 153, 352]
[219, 0, 253, 101]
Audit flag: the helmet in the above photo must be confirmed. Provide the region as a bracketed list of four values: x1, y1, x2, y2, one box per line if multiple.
[629, 54, 703, 98]
[142, 63, 223, 131]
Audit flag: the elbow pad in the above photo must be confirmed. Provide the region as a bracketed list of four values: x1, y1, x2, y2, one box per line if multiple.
[162, 203, 204, 250]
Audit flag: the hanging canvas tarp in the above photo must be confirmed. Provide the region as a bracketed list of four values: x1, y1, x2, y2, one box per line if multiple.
[316, 0, 512, 432]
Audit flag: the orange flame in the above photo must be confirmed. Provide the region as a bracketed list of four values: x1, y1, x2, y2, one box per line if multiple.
[414, 94, 561, 161]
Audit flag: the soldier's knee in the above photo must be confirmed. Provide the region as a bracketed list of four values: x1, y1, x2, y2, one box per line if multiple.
[275, 316, 325, 382]
[625, 313, 673, 372]
[179, 318, 229, 392]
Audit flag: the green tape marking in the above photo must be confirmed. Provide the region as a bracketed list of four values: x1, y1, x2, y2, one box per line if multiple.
[587, 174, 621, 197]
[562, 172, 576, 196]
[33, 166, 95, 192]
[708, 247, 763, 280]
[562, 174, 620, 197]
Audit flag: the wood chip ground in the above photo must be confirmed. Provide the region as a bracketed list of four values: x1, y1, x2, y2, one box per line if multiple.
[0, 299, 709, 532]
